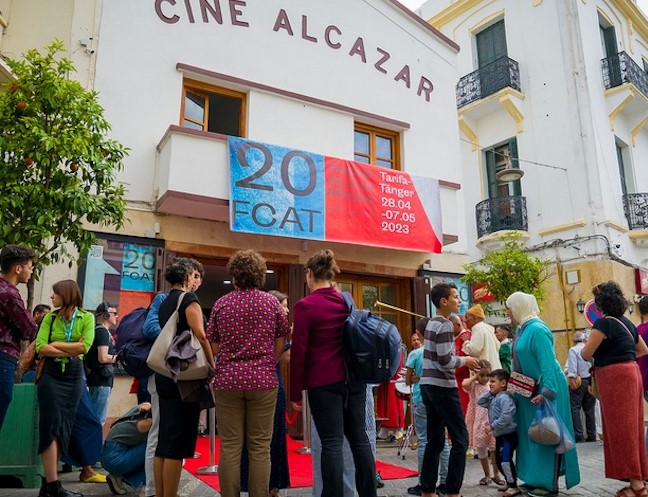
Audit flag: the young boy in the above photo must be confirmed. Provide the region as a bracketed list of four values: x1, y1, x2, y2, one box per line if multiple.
[478, 369, 520, 497]
[419, 283, 480, 497]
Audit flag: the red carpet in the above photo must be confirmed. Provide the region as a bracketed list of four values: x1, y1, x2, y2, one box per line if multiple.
[184, 436, 418, 492]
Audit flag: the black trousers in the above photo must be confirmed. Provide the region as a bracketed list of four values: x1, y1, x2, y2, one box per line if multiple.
[569, 377, 596, 441]
[420, 384, 468, 494]
[496, 432, 518, 487]
[308, 381, 377, 497]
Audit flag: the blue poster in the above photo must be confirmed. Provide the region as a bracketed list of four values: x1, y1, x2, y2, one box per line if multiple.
[121, 243, 156, 292]
[229, 137, 326, 240]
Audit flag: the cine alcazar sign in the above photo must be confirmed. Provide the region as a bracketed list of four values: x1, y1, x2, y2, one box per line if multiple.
[153, 0, 436, 102]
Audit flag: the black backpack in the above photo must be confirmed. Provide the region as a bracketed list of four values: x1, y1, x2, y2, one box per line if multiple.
[341, 291, 402, 384]
[115, 306, 153, 378]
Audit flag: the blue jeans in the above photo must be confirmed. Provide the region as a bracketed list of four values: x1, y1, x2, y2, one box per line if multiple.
[311, 418, 355, 497]
[0, 354, 17, 432]
[89, 385, 112, 426]
[414, 401, 449, 483]
[420, 385, 468, 495]
[308, 381, 377, 497]
[101, 439, 146, 488]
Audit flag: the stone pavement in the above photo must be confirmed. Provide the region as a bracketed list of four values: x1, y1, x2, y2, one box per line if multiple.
[0, 439, 622, 496]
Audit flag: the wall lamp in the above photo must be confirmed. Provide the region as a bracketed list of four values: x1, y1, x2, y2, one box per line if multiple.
[628, 299, 634, 315]
[576, 298, 585, 314]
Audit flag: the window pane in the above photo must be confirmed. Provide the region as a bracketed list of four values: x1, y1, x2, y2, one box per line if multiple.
[183, 120, 203, 131]
[185, 92, 205, 124]
[376, 136, 393, 159]
[354, 131, 370, 155]
[207, 94, 242, 136]
[376, 159, 393, 168]
[355, 155, 370, 163]
[338, 282, 353, 294]
[362, 285, 378, 310]
[381, 285, 396, 305]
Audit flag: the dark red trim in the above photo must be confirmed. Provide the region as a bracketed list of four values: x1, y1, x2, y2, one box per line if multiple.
[386, 0, 460, 53]
[157, 124, 227, 151]
[438, 180, 461, 190]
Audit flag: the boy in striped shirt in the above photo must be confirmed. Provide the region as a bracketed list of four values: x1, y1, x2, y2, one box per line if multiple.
[420, 283, 480, 497]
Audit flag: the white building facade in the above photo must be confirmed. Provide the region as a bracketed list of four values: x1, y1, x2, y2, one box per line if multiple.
[420, 0, 648, 342]
[0, 0, 471, 348]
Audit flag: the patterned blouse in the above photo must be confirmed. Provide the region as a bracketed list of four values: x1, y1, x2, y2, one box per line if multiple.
[207, 288, 289, 391]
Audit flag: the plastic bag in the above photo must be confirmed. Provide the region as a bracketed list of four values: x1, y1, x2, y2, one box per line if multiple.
[527, 400, 575, 454]
[528, 402, 561, 445]
[544, 399, 575, 454]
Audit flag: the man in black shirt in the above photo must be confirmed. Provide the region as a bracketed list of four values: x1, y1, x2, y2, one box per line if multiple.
[87, 302, 118, 425]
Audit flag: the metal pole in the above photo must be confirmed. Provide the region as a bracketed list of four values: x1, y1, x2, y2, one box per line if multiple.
[296, 390, 311, 454]
[197, 407, 218, 474]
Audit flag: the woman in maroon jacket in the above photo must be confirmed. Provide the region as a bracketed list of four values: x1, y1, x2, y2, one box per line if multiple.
[290, 249, 376, 497]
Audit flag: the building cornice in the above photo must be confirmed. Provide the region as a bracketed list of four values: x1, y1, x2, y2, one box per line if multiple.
[428, 0, 648, 46]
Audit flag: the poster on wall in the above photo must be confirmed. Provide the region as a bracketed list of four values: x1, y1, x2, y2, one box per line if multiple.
[79, 236, 162, 317]
[419, 270, 472, 317]
[229, 137, 443, 253]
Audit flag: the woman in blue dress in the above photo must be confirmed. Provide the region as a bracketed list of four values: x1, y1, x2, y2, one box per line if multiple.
[506, 292, 580, 497]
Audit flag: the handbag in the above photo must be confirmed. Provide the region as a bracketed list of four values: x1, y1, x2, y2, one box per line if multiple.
[146, 292, 209, 381]
[510, 328, 540, 398]
[19, 311, 58, 383]
[508, 371, 540, 398]
[590, 369, 599, 399]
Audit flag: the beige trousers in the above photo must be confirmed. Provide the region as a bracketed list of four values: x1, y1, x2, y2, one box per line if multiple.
[214, 388, 278, 497]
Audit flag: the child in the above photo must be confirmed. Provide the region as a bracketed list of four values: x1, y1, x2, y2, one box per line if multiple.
[462, 359, 504, 486]
[405, 327, 450, 496]
[495, 325, 512, 373]
[478, 369, 521, 497]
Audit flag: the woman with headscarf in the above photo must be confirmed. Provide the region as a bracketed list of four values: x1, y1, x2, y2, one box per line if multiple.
[506, 292, 580, 497]
[580, 281, 648, 497]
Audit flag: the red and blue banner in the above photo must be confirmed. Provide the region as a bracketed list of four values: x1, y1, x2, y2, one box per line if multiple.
[229, 137, 442, 253]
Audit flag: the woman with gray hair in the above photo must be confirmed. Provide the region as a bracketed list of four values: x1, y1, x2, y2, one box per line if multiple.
[506, 292, 579, 497]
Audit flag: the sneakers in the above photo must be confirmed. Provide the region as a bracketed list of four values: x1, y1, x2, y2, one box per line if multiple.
[407, 484, 422, 495]
[106, 474, 128, 495]
[375, 472, 385, 489]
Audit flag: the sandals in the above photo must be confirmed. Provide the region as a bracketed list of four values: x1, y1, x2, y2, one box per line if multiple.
[615, 485, 648, 497]
[492, 476, 506, 486]
[479, 477, 492, 485]
[503, 489, 523, 497]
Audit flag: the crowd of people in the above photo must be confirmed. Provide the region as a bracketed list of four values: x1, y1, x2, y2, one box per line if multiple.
[1, 242, 648, 497]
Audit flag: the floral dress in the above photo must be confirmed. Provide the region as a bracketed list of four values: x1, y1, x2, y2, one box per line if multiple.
[465, 381, 495, 449]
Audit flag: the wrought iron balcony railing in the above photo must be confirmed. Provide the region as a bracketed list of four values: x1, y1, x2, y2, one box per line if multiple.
[476, 195, 528, 239]
[623, 193, 648, 230]
[456, 56, 521, 109]
[602, 51, 648, 99]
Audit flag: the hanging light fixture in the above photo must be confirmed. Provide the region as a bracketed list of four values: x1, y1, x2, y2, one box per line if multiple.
[576, 298, 586, 314]
[496, 167, 525, 183]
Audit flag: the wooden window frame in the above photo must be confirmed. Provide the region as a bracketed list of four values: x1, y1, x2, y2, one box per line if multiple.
[354, 122, 401, 170]
[180, 78, 247, 136]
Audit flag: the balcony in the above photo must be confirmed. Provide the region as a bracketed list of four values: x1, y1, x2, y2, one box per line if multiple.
[602, 51, 648, 100]
[623, 193, 648, 230]
[475, 195, 528, 239]
[155, 125, 230, 222]
[456, 56, 521, 109]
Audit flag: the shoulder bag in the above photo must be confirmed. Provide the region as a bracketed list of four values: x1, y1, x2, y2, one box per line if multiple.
[146, 292, 209, 381]
[509, 323, 540, 398]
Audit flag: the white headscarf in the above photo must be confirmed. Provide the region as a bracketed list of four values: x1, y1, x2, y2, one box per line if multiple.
[506, 292, 540, 325]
